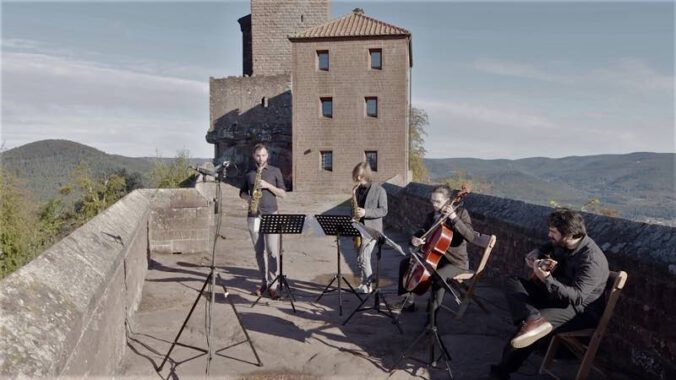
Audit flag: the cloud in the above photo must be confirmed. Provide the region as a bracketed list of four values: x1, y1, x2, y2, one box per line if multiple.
[472, 57, 674, 92]
[417, 99, 558, 129]
[592, 58, 674, 92]
[2, 42, 212, 157]
[472, 59, 572, 84]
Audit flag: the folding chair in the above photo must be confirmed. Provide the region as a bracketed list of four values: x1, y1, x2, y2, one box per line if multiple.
[539, 270, 628, 380]
[440, 231, 497, 320]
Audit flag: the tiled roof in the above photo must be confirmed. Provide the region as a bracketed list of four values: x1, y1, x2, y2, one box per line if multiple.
[290, 8, 410, 39]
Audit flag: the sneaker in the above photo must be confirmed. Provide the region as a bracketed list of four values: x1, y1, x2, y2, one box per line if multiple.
[355, 284, 372, 294]
[510, 317, 553, 348]
[268, 287, 280, 300]
[253, 285, 267, 296]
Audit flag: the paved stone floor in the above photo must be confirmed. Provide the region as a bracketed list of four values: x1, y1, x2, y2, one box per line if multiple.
[120, 184, 609, 379]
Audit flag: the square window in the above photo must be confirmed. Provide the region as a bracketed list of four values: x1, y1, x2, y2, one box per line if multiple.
[365, 151, 378, 171]
[317, 50, 329, 71]
[321, 97, 333, 118]
[365, 97, 378, 118]
[370, 49, 382, 70]
[321, 151, 333, 171]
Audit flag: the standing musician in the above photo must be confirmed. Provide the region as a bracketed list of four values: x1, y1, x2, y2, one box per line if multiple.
[397, 185, 475, 313]
[489, 208, 609, 380]
[351, 162, 388, 294]
[239, 143, 287, 299]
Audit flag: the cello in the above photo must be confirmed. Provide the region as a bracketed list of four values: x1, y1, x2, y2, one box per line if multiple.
[401, 185, 471, 295]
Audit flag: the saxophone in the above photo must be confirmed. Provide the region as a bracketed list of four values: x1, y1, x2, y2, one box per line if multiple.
[352, 184, 362, 250]
[248, 165, 263, 215]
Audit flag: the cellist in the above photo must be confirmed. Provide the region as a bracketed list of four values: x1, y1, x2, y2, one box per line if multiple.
[396, 185, 475, 314]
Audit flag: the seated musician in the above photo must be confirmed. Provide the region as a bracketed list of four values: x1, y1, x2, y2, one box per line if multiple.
[490, 208, 609, 380]
[397, 185, 475, 313]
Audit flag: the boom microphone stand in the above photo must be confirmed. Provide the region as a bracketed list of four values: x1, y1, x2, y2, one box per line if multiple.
[159, 164, 262, 375]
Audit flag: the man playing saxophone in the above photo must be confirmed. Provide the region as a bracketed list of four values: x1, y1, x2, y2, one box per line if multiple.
[240, 143, 287, 299]
[351, 162, 388, 294]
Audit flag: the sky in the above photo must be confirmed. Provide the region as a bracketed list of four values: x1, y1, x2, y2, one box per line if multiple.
[1, 0, 674, 159]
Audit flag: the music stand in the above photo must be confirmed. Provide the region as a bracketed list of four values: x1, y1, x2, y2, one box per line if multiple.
[250, 214, 305, 313]
[314, 214, 364, 316]
[342, 230, 403, 333]
[390, 248, 460, 378]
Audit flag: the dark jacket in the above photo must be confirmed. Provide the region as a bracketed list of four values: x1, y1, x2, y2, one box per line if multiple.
[414, 206, 475, 269]
[537, 235, 609, 313]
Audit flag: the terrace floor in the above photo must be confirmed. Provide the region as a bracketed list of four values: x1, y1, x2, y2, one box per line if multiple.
[120, 184, 609, 379]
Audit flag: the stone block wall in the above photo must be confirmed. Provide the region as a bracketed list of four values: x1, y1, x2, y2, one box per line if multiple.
[291, 36, 411, 192]
[207, 74, 293, 187]
[147, 189, 214, 255]
[0, 190, 151, 377]
[0, 188, 215, 377]
[251, 0, 330, 76]
[383, 182, 676, 380]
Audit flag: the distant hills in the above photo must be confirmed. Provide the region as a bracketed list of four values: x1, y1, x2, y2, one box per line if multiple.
[425, 153, 675, 224]
[0, 140, 209, 201]
[2, 140, 673, 224]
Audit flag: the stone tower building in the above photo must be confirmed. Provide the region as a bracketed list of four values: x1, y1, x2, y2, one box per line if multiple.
[290, 9, 411, 192]
[207, 0, 330, 185]
[207, 1, 411, 191]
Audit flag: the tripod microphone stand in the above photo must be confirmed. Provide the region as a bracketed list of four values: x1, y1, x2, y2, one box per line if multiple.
[342, 233, 403, 333]
[390, 247, 462, 379]
[159, 166, 262, 375]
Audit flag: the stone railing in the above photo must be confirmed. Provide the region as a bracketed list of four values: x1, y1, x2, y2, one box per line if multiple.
[0, 188, 213, 377]
[383, 182, 676, 380]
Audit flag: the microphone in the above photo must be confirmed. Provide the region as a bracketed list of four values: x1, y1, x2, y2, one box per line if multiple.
[213, 159, 232, 172]
[191, 165, 216, 177]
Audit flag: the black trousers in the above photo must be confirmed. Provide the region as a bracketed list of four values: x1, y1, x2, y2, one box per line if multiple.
[397, 257, 465, 315]
[497, 276, 600, 374]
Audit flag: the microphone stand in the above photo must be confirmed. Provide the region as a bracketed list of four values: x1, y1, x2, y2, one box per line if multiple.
[159, 164, 261, 375]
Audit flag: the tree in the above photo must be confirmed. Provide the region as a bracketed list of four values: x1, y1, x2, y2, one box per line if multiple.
[441, 170, 492, 194]
[409, 107, 429, 182]
[150, 150, 194, 188]
[0, 168, 41, 277]
[64, 162, 127, 225]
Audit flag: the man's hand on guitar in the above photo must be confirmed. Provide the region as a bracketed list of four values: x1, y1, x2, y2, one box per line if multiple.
[411, 237, 425, 247]
[525, 249, 539, 267]
[532, 259, 552, 282]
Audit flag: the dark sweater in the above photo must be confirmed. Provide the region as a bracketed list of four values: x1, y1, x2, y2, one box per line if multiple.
[538, 235, 609, 313]
[414, 207, 475, 270]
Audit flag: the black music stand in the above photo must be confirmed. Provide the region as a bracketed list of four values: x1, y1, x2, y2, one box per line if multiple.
[314, 215, 364, 316]
[250, 214, 305, 313]
[342, 234, 403, 333]
[390, 249, 460, 378]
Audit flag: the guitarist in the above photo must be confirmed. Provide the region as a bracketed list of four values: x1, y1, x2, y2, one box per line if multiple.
[490, 208, 609, 380]
[397, 185, 475, 313]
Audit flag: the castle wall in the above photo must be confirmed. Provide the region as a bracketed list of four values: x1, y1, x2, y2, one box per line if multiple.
[251, 0, 330, 76]
[383, 182, 676, 380]
[208, 74, 293, 186]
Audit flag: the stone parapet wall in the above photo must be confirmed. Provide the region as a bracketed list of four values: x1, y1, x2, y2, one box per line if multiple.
[0, 190, 151, 377]
[0, 188, 214, 377]
[383, 182, 676, 380]
[147, 189, 213, 255]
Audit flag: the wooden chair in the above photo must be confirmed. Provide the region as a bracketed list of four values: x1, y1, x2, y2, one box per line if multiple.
[539, 270, 628, 380]
[441, 232, 497, 320]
